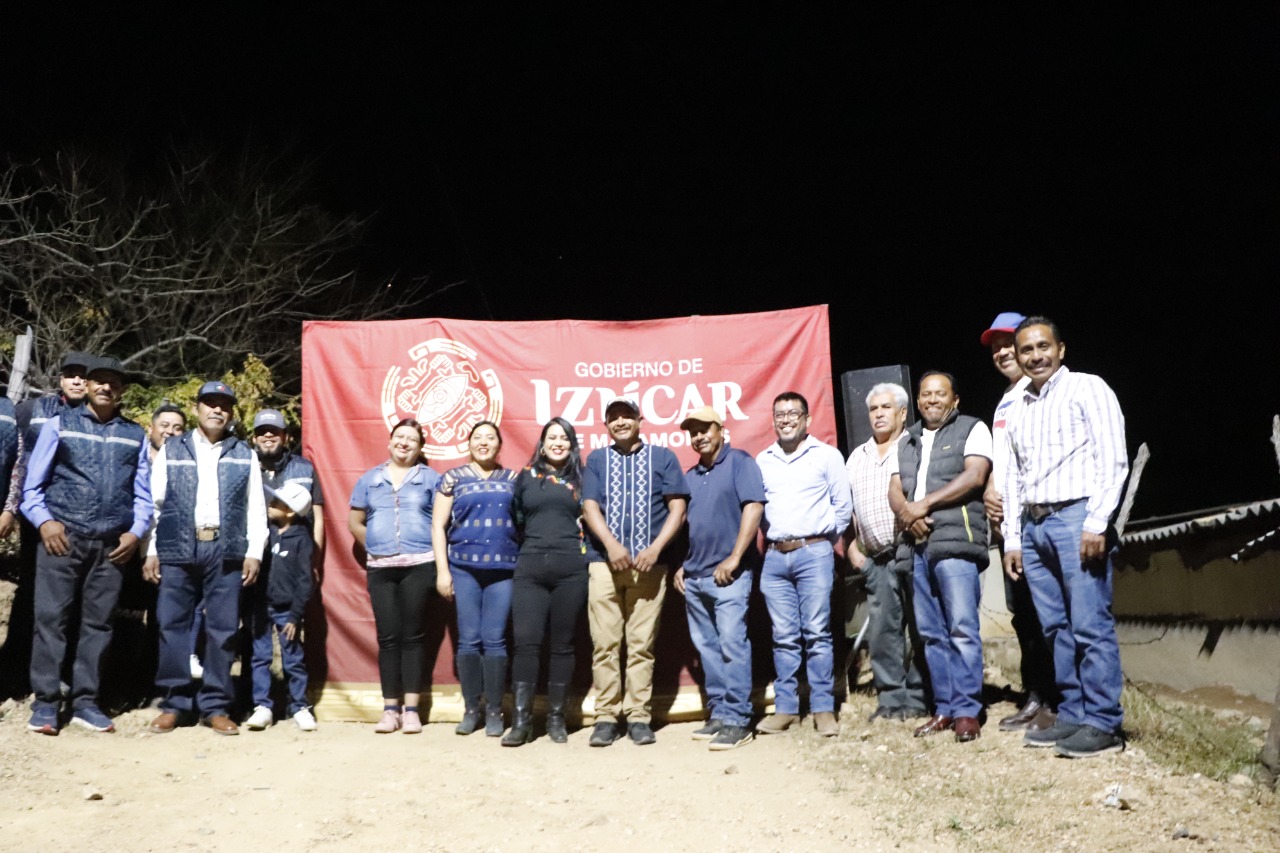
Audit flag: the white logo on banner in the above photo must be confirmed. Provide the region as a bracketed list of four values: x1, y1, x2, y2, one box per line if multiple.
[381, 339, 503, 460]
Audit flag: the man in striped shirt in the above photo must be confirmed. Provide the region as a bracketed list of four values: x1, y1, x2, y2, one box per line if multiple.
[1001, 316, 1129, 758]
[843, 382, 927, 722]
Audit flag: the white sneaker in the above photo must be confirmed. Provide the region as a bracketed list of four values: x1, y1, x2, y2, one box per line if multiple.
[189, 655, 204, 680]
[292, 708, 317, 732]
[245, 705, 274, 730]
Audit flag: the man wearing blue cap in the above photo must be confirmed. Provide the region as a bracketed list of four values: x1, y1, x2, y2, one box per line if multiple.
[980, 312, 1058, 734]
[21, 356, 152, 734]
[145, 380, 267, 735]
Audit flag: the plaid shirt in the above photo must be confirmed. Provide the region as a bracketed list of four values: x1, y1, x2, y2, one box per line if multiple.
[844, 433, 905, 557]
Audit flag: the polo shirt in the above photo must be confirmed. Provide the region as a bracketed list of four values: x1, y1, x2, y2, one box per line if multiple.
[583, 442, 688, 563]
[683, 443, 766, 578]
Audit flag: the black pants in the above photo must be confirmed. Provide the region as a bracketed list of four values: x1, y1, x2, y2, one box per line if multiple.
[365, 562, 436, 699]
[510, 553, 587, 685]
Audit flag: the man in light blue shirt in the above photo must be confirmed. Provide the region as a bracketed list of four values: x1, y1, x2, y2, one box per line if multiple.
[21, 356, 152, 735]
[754, 391, 853, 737]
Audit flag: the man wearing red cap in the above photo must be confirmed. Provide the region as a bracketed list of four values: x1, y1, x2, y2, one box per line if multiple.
[980, 312, 1057, 734]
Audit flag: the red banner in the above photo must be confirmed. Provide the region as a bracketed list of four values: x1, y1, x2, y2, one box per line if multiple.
[301, 305, 833, 689]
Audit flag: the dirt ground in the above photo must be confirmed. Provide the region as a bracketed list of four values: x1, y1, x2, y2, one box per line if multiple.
[0, 689, 1275, 853]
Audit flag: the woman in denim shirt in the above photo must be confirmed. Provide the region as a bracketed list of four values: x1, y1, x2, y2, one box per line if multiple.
[348, 418, 440, 734]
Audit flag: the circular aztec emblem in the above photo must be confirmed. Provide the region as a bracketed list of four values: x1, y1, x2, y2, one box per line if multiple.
[380, 338, 504, 460]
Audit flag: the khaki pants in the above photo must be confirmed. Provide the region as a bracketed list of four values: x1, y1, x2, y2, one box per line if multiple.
[587, 562, 667, 723]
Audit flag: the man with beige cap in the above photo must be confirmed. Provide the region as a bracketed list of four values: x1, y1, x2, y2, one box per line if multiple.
[673, 405, 766, 751]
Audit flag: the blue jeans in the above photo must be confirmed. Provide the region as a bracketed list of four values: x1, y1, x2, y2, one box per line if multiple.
[911, 548, 983, 718]
[156, 539, 243, 718]
[249, 601, 309, 714]
[684, 570, 753, 726]
[1021, 500, 1123, 732]
[451, 564, 513, 656]
[760, 541, 835, 714]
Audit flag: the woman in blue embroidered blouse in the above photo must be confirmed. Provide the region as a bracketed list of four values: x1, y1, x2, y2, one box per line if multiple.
[502, 417, 588, 747]
[348, 418, 440, 735]
[432, 421, 520, 737]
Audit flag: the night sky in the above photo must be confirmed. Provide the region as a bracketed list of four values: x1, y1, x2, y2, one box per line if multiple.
[4, 9, 1277, 520]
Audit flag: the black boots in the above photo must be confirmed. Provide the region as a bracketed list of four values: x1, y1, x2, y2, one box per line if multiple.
[482, 656, 508, 737]
[455, 655, 484, 735]
[546, 682, 569, 744]
[501, 681, 535, 747]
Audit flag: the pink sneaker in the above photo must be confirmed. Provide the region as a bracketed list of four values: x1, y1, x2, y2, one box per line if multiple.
[401, 709, 423, 734]
[374, 709, 401, 734]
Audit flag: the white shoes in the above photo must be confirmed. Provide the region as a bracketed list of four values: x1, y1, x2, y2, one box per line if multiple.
[293, 708, 317, 732]
[245, 705, 274, 730]
[189, 655, 204, 680]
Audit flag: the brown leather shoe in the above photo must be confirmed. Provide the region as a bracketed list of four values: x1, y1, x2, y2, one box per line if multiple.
[813, 712, 839, 737]
[954, 716, 981, 742]
[997, 698, 1042, 731]
[205, 715, 239, 736]
[756, 713, 799, 734]
[913, 714, 954, 737]
[1025, 705, 1058, 733]
[148, 712, 180, 734]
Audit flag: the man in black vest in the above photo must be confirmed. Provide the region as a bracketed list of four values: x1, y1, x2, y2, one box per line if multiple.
[145, 381, 267, 736]
[20, 356, 152, 734]
[889, 371, 992, 743]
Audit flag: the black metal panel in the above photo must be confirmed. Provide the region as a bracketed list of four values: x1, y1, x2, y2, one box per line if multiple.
[840, 365, 915, 451]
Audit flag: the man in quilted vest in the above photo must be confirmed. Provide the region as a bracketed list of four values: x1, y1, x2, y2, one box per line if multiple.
[21, 356, 152, 735]
[145, 381, 267, 736]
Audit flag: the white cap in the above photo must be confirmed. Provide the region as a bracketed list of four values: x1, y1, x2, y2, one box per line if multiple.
[267, 481, 312, 516]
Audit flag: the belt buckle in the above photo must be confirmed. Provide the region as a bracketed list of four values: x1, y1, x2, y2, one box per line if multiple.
[195, 527, 220, 542]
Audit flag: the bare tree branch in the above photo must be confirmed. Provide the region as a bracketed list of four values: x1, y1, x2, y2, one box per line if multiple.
[0, 146, 436, 393]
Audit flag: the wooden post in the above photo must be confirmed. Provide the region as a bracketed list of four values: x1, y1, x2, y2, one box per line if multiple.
[1260, 416, 1280, 789]
[1113, 442, 1149, 538]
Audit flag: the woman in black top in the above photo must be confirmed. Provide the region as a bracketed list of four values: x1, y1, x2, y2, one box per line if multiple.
[502, 417, 587, 746]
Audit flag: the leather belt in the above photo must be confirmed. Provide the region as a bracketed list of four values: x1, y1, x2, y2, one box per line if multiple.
[195, 527, 220, 542]
[768, 536, 825, 554]
[1024, 499, 1083, 522]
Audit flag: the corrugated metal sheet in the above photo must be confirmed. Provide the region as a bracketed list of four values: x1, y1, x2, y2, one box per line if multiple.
[1121, 497, 1280, 547]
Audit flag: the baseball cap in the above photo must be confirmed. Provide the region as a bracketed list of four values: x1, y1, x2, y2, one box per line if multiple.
[979, 312, 1027, 347]
[253, 409, 287, 431]
[679, 405, 724, 431]
[60, 351, 94, 373]
[196, 381, 237, 404]
[85, 355, 128, 384]
[267, 481, 312, 516]
[604, 397, 640, 417]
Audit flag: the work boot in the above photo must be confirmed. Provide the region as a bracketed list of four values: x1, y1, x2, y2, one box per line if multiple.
[455, 654, 484, 735]
[545, 682, 569, 744]
[482, 655, 508, 737]
[501, 682, 535, 747]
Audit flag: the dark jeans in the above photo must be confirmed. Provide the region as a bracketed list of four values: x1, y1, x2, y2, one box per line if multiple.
[1003, 550, 1057, 705]
[511, 552, 587, 686]
[365, 562, 436, 699]
[862, 551, 927, 714]
[156, 539, 243, 718]
[30, 533, 125, 710]
[248, 600, 309, 714]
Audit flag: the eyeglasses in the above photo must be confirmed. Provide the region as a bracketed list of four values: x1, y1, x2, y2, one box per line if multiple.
[772, 410, 807, 424]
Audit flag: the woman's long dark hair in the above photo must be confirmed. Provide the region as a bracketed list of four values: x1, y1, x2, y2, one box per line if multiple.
[527, 416, 583, 487]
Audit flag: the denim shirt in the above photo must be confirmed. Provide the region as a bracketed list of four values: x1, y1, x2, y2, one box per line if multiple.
[350, 462, 440, 558]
